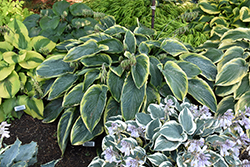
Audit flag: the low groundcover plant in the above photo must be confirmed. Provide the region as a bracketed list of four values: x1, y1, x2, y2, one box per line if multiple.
[88, 95, 250, 167]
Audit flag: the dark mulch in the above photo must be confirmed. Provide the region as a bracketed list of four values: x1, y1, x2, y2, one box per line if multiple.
[3, 114, 101, 167]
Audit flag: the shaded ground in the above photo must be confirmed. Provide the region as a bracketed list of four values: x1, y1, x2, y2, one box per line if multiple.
[3, 114, 101, 167]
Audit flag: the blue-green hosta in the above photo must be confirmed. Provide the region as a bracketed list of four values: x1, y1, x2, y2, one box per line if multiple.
[196, 27, 250, 115]
[88, 95, 250, 167]
[0, 19, 56, 122]
[36, 17, 218, 155]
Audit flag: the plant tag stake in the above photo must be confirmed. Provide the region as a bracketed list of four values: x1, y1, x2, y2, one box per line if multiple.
[82, 141, 95, 147]
[14, 105, 26, 112]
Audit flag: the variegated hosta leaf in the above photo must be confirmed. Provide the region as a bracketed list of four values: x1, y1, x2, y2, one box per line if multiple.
[3, 51, 25, 64]
[36, 54, 74, 78]
[145, 85, 161, 110]
[221, 28, 250, 41]
[31, 36, 56, 53]
[234, 74, 250, 99]
[160, 39, 188, 56]
[104, 25, 127, 36]
[19, 51, 45, 69]
[17, 95, 43, 119]
[218, 39, 250, 50]
[139, 42, 150, 55]
[110, 65, 124, 77]
[70, 116, 104, 145]
[215, 82, 241, 97]
[180, 53, 217, 81]
[201, 48, 223, 63]
[48, 73, 78, 100]
[188, 77, 217, 112]
[133, 26, 156, 37]
[80, 84, 108, 132]
[159, 120, 187, 142]
[215, 58, 248, 86]
[57, 108, 79, 155]
[0, 71, 20, 98]
[199, 1, 220, 14]
[121, 73, 146, 121]
[147, 153, 169, 166]
[158, 61, 188, 101]
[216, 96, 235, 116]
[82, 69, 101, 92]
[52, 0, 70, 16]
[0, 61, 15, 81]
[235, 91, 250, 112]
[107, 70, 125, 102]
[149, 56, 162, 88]
[131, 54, 150, 89]
[176, 61, 201, 79]
[147, 104, 165, 120]
[124, 30, 136, 54]
[63, 39, 108, 62]
[210, 17, 229, 27]
[146, 119, 161, 140]
[178, 107, 196, 135]
[0, 41, 13, 53]
[80, 53, 112, 67]
[43, 98, 64, 123]
[135, 112, 152, 127]
[154, 135, 182, 151]
[62, 83, 84, 108]
[240, 7, 250, 22]
[217, 46, 246, 71]
[103, 97, 121, 124]
[79, 33, 112, 43]
[97, 38, 124, 54]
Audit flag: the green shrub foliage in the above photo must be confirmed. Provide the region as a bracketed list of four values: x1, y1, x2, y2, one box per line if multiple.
[23, 1, 106, 43]
[35, 17, 218, 155]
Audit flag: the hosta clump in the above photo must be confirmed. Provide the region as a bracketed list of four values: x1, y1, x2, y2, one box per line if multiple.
[36, 18, 219, 155]
[0, 19, 56, 122]
[88, 95, 250, 167]
[23, 1, 106, 43]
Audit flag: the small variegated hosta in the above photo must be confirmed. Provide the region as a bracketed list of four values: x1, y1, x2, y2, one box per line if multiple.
[88, 95, 250, 167]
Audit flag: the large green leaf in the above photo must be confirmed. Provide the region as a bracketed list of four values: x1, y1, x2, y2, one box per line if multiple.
[146, 119, 161, 140]
[160, 39, 188, 56]
[17, 95, 44, 120]
[104, 25, 127, 36]
[0, 71, 20, 98]
[215, 58, 248, 86]
[97, 38, 124, 54]
[57, 108, 79, 155]
[52, 0, 70, 16]
[199, 2, 220, 14]
[80, 84, 108, 132]
[39, 16, 60, 30]
[43, 97, 64, 123]
[82, 69, 101, 92]
[221, 28, 250, 41]
[80, 53, 112, 67]
[48, 74, 78, 100]
[0, 61, 15, 81]
[79, 33, 112, 43]
[70, 116, 104, 145]
[63, 83, 84, 107]
[188, 77, 217, 112]
[159, 120, 187, 142]
[64, 40, 108, 62]
[215, 82, 241, 97]
[36, 54, 74, 78]
[121, 73, 146, 121]
[240, 6, 250, 22]
[201, 48, 223, 63]
[158, 61, 188, 101]
[180, 53, 217, 81]
[103, 97, 121, 123]
[154, 135, 182, 151]
[124, 30, 136, 54]
[69, 3, 93, 16]
[19, 51, 45, 69]
[131, 54, 150, 89]
[107, 71, 125, 102]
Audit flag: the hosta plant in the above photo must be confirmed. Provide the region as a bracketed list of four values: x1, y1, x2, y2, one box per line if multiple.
[23, 1, 106, 43]
[36, 18, 218, 155]
[0, 19, 56, 122]
[88, 95, 250, 167]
